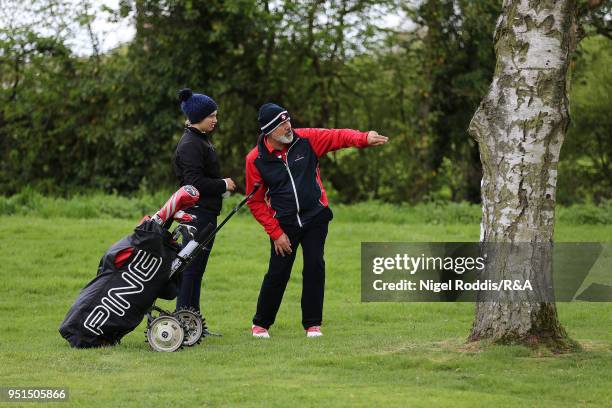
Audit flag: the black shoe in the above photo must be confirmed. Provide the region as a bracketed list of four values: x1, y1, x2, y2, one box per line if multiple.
[201, 314, 222, 337]
[202, 327, 223, 337]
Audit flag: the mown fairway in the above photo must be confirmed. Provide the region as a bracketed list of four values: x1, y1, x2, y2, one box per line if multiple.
[0, 212, 610, 407]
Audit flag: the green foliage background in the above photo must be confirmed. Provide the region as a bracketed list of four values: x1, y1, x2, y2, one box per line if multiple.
[0, 0, 609, 204]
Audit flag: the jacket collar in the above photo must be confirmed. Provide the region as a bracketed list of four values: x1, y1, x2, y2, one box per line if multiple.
[185, 125, 210, 141]
[257, 131, 301, 162]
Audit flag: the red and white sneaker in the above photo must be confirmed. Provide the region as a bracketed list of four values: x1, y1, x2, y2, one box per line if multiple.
[306, 326, 323, 337]
[252, 325, 270, 338]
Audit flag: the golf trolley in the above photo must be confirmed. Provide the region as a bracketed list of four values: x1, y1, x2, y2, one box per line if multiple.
[144, 185, 260, 352]
[59, 184, 259, 352]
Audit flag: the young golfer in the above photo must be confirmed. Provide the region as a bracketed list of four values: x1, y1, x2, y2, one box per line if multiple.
[245, 103, 388, 338]
[173, 88, 236, 327]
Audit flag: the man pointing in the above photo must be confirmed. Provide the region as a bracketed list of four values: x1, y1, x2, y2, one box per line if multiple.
[245, 103, 388, 338]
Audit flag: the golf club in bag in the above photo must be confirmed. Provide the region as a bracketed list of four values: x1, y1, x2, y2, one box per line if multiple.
[59, 184, 260, 352]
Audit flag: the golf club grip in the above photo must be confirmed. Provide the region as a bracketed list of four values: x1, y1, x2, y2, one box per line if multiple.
[233, 183, 260, 211]
[221, 184, 261, 225]
[189, 185, 261, 256]
[250, 183, 261, 197]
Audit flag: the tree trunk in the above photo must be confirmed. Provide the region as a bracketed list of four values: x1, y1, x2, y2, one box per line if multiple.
[468, 0, 579, 350]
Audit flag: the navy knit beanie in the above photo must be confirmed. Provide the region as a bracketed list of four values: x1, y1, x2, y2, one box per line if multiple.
[258, 103, 290, 134]
[178, 88, 218, 124]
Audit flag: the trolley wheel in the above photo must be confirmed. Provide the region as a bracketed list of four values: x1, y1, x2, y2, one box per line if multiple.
[146, 315, 185, 352]
[174, 308, 204, 346]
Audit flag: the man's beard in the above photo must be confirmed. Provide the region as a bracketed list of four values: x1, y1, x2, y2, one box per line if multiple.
[274, 130, 294, 144]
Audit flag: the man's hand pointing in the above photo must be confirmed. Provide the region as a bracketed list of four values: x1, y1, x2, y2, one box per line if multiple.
[366, 131, 389, 146]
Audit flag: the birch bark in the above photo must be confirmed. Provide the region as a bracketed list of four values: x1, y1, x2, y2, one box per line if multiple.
[468, 0, 579, 348]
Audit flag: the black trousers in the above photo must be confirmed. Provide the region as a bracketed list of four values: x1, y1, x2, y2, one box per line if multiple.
[253, 207, 332, 330]
[176, 208, 217, 311]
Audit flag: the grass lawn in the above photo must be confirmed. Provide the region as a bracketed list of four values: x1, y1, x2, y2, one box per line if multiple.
[0, 212, 610, 407]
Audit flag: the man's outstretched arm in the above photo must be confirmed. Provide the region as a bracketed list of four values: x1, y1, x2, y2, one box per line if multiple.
[297, 128, 388, 157]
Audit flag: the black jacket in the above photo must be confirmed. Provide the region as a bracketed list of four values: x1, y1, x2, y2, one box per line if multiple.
[253, 132, 325, 227]
[173, 126, 225, 215]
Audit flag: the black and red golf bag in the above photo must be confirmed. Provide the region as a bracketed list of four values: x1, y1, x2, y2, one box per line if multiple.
[59, 186, 199, 348]
[59, 220, 180, 347]
[59, 184, 260, 350]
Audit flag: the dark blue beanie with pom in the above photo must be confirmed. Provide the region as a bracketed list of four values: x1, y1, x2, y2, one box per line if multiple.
[178, 88, 218, 124]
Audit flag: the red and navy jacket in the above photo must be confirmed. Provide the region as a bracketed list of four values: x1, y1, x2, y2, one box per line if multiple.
[245, 128, 368, 240]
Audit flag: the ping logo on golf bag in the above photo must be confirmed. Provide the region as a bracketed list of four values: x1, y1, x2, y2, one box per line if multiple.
[83, 250, 162, 335]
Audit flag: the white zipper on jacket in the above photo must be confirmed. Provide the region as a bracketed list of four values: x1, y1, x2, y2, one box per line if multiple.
[283, 142, 302, 227]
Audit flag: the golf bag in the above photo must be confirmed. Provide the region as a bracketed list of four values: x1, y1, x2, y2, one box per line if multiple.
[59, 186, 200, 348]
[59, 220, 180, 348]
[59, 184, 260, 350]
